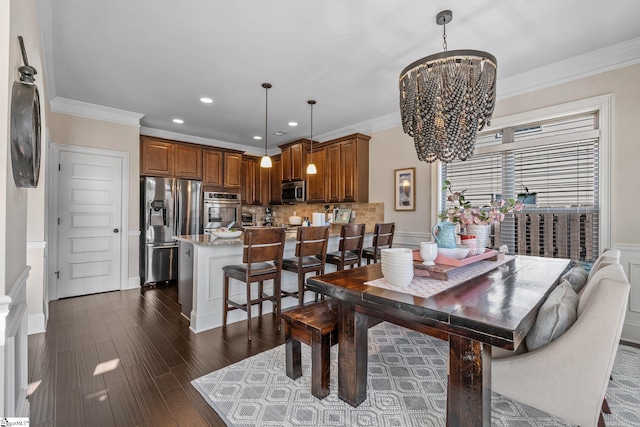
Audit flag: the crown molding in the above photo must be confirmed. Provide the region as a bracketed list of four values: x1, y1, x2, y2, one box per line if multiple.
[50, 97, 144, 127]
[315, 111, 401, 142]
[497, 37, 640, 99]
[139, 127, 270, 156]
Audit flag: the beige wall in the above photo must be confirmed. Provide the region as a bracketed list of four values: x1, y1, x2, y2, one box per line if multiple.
[48, 113, 141, 279]
[368, 126, 432, 235]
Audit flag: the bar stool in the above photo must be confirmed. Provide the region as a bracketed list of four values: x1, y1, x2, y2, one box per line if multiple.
[361, 222, 395, 265]
[281, 226, 330, 307]
[222, 227, 286, 340]
[325, 223, 365, 271]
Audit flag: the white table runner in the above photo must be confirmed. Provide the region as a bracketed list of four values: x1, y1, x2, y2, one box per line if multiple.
[364, 255, 513, 299]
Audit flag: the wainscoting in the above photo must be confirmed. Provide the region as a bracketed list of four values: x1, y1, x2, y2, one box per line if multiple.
[1, 266, 30, 416]
[616, 243, 640, 344]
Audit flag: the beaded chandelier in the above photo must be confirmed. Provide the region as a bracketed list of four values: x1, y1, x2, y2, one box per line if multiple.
[399, 10, 497, 163]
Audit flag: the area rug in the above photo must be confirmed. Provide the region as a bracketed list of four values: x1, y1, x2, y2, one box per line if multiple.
[192, 322, 640, 426]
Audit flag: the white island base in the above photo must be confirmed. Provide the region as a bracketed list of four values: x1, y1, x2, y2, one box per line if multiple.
[174, 232, 371, 333]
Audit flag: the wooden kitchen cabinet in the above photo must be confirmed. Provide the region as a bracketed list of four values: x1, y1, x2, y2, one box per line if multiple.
[306, 145, 327, 203]
[269, 154, 282, 204]
[280, 140, 309, 182]
[174, 143, 202, 179]
[224, 152, 243, 188]
[203, 148, 243, 190]
[242, 156, 270, 206]
[141, 137, 174, 177]
[322, 133, 370, 203]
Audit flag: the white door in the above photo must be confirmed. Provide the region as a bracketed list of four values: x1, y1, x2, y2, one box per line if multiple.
[56, 149, 123, 298]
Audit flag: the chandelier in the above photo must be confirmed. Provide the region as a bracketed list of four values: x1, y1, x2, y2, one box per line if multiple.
[399, 10, 497, 163]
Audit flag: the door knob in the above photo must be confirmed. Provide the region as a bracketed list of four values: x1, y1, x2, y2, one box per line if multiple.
[113, 228, 120, 233]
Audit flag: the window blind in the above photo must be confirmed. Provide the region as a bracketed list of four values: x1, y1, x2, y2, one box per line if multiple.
[439, 112, 599, 260]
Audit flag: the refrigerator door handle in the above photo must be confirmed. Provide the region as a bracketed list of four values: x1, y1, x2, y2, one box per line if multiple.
[163, 207, 167, 225]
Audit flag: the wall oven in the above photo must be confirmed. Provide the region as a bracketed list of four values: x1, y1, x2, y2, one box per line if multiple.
[203, 192, 241, 232]
[281, 180, 306, 203]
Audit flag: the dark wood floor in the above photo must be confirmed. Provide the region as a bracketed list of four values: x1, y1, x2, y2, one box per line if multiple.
[27, 283, 285, 426]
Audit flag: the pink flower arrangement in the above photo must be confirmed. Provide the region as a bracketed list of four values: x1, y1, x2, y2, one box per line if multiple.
[438, 181, 523, 226]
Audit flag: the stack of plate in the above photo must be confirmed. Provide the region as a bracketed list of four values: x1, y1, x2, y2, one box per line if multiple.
[380, 248, 414, 287]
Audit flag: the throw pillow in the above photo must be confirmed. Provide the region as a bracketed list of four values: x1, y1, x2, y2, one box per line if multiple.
[561, 266, 588, 293]
[526, 280, 579, 351]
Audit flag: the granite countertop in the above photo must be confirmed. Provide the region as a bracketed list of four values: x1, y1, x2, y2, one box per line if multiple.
[173, 228, 370, 247]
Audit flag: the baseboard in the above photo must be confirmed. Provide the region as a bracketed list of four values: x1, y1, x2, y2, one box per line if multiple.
[28, 313, 46, 335]
[126, 276, 141, 290]
[622, 319, 640, 345]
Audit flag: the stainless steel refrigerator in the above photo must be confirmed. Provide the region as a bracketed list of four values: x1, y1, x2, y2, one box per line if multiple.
[140, 177, 202, 285]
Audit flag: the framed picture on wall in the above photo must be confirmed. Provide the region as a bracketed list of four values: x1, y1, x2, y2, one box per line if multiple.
[394, 167, 415, 211]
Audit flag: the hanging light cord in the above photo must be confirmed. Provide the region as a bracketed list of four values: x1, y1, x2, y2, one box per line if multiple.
[310, 101, 314, 158]
[264, 85, 268, 155]
[442, 17, 448, 51]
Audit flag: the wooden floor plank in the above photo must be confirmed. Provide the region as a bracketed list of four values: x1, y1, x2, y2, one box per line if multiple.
[29, 283, 285, 427]
[95, 339, 147, 427]
[154, 372, 209, 427]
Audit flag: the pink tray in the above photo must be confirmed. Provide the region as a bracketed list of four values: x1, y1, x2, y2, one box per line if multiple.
[414, 249, 501, 267]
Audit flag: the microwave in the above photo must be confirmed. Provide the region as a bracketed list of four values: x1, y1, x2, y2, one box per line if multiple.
[281, 180, 306, 203]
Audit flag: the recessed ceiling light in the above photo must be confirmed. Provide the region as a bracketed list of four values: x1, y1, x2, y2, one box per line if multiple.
[288, 122, 298, 127]
[200, 97, 214, 104]
[253, 136, 262, 140]
[173, 118, 184, 124]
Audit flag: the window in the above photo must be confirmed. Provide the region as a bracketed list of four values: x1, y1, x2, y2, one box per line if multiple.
[439, 111, 602, 261]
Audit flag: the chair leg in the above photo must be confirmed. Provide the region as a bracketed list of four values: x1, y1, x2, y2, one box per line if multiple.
[222, 274, 229, 327]
[246, 281, 252, 341]
[598, 412, 607, 427]
[274, 278, 282, 331]
[602, 396, 611, 414]
[298, 270, 305, 307]
[258, 281, 264, 316]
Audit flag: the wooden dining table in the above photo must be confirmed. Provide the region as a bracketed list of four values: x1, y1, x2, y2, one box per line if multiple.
[306, 255, 571, 427]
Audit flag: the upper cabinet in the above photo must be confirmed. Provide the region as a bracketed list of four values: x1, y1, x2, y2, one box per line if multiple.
[242, 155, 270, 206]
[141, 136, 202, 179]
[141, 137, 175, 177]
[174, 143, 202, 179]
[314, 133, 370, 204]
[280, 140, 309, 182]
[203, 148, 242, 189]
[269, 154, 282, 204]
[306, 144, 328, 203]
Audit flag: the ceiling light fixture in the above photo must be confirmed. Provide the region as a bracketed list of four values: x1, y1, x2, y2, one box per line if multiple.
[172, 118, 184, 124]
[200, 97, 213, 104]
[399, 10, 497, 163]
[306, 100, 317, 175]
[288, 122, 298, 127]
[253, 136, 262, 140]
[260, 83, 272, 168]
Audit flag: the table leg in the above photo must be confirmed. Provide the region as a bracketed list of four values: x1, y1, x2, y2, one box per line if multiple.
[337, 301, 368, 406]
[447, 335, 492, 427]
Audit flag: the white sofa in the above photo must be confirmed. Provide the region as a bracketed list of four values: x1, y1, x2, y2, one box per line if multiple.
[491, 257, 629, 427]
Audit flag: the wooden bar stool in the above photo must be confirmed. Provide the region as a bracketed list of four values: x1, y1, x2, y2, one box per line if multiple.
[281, 226, 330, 306]
[361, 222, 395, 265]
[325, 223, 365, 271]
[222, 227, 286, 340]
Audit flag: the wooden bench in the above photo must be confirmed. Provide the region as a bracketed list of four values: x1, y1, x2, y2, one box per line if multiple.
[282, 298, 383, 399]
[282, 299, 338, 399]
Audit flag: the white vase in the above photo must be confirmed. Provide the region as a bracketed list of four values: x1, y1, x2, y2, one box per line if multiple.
[465, 224, 492, 253]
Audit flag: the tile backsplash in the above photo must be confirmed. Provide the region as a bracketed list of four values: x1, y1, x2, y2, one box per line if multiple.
[242, 203, 385, 233]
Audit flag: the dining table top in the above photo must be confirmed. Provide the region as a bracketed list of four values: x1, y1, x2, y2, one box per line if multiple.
[307, 255, 572, 350]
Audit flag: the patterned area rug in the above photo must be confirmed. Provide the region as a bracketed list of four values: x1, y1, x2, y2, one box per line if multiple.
[192, 322, 640, 426]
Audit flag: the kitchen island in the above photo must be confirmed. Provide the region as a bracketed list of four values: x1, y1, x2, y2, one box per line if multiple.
[173, 229, 372, 333]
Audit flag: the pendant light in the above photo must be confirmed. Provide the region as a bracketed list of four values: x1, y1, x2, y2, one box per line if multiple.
[260, 82, 272, 168]
[306, 100, 317, 175]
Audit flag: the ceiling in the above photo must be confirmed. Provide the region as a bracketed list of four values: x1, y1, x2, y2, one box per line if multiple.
[39, 0, 640, 153]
